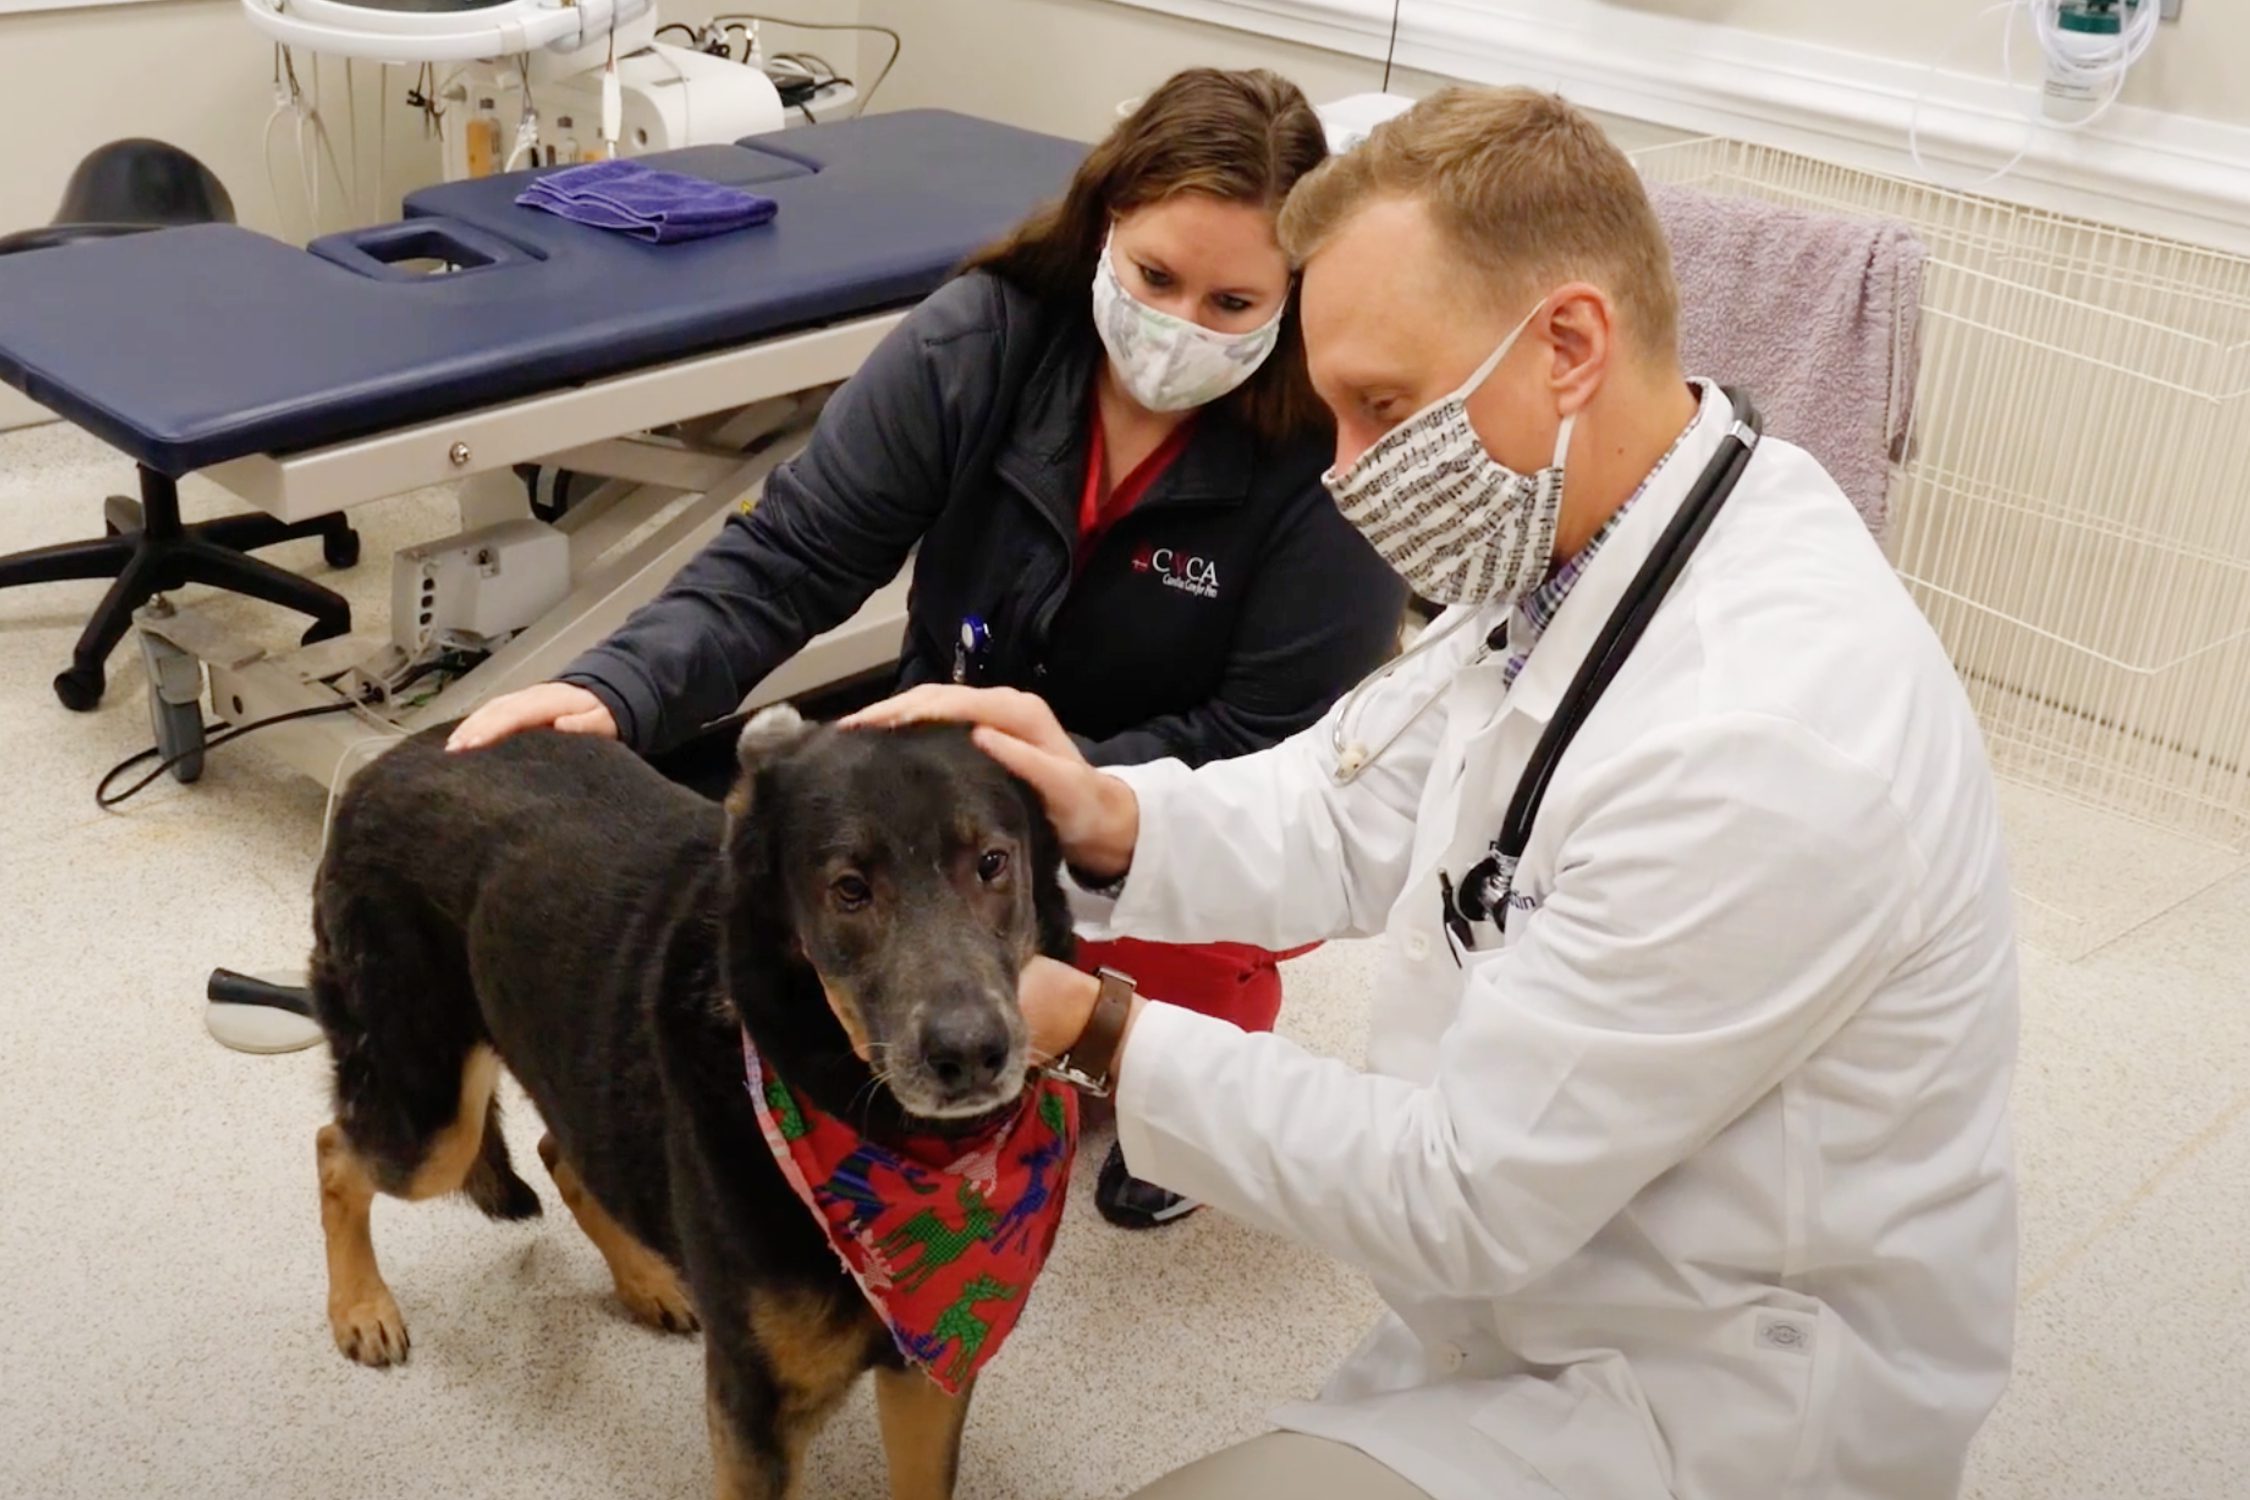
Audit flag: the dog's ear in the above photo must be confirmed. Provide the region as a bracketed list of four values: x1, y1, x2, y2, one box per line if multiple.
[724, 704, 812, 826]
[1016, 778, 1077, 963]
[736, 703, 809, 769]
[718, 710, 803, 1015]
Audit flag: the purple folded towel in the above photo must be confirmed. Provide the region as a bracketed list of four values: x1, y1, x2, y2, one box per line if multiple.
[515, 159, 778, 245]
[1648, 182, 1926, 537]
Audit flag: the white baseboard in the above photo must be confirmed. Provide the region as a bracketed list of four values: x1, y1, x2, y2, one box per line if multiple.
[1106, 0, 2250, 257]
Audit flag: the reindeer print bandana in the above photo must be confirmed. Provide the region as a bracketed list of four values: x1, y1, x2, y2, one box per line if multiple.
[743, 1035, 1078, 1394]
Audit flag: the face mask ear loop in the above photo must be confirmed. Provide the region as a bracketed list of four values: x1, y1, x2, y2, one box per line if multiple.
[1547, 409, 1578, 522]
[1448, 293, 1550, 409]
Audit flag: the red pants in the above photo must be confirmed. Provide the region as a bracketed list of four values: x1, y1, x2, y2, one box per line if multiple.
[1072, 937, 1316, 1034]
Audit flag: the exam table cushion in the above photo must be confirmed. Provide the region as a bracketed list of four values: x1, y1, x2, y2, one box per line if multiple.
[0, 111, 1084, 476]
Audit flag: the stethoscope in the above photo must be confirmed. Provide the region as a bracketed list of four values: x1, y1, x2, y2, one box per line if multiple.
[1329, 386, 1764, 951]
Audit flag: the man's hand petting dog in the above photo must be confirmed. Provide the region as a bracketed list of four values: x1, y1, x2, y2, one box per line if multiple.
[1017, 957, 1103, 1066]
[445, 681, 618, 753]
[843, 686, 1140, 882]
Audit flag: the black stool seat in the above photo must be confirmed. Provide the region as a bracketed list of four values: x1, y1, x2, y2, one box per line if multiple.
[0, 140, 357, 711]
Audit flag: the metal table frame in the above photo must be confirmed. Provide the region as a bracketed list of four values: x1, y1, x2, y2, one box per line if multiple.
[135, 308, 914, 792]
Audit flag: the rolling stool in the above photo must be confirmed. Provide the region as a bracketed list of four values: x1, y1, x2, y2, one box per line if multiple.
[0, 139, 359, 713]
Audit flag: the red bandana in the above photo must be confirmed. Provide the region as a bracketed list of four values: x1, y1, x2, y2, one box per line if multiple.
[743, 1035, 1078, 1394]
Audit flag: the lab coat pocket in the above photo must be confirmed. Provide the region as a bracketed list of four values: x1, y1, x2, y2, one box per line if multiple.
[1470, 1359, 1675, 1500]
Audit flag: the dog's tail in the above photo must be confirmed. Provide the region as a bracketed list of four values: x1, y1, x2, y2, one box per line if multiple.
[463, 1093, 543, 1221]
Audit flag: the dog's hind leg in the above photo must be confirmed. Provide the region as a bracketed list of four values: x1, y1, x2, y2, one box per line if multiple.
[315, 1046, 503, 1367]
[316, 1122, 409, 1367]
[464, 1095, 542, 1222]
[538, 1132, 698, 1334]
[311, 863, 508, 1366]
[875, 1367, 973, 1500]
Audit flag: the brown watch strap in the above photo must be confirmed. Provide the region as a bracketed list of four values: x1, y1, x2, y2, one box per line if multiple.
[1053, 967, 1135, 1096]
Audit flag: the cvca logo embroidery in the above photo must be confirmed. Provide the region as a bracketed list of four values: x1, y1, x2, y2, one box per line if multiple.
[1130, 543, 1221, 600]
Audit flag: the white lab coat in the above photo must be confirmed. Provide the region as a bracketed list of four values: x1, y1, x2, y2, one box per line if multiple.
[1079, 383, 2019, 1500]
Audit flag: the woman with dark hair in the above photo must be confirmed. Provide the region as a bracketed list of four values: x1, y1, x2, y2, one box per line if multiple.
[448, 67, 1406, 1229]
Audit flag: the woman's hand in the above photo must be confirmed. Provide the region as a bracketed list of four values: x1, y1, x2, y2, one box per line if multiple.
[447, 682, 618, 753]
[842, 686, 1140, 881]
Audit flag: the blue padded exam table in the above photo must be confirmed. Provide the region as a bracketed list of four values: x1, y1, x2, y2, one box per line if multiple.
[0, 110, 1083, 786]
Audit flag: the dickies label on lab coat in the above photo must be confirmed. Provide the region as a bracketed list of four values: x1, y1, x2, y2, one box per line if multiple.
[1755, 1312, 1814, 1357]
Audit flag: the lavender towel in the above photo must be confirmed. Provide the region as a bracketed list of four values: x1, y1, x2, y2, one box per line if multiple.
[1647, 182, 1926, 537]
[515, 159, 778, 245]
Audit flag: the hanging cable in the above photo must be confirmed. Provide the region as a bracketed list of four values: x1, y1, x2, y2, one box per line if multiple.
[343, 57, 362, 222]
[1907, 0, 2162, 190]
[504, 51, 542, 171]
[601, 9, 623, 160]
[97, 703, 358, 811]
[1379, 0, 1403, 93]
[376, 62, 390, 219]
[710, 15, 902, 116]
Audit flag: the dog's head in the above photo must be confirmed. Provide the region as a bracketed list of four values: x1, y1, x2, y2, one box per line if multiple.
[721, 705, 1073, 1124]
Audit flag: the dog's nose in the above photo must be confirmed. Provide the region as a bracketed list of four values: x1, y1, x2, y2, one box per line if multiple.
[921, 1006, 1013, 1096]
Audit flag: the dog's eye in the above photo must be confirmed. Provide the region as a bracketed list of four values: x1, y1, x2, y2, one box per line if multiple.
[976, 850, 1009, 883]
[831, 874, 872, 911]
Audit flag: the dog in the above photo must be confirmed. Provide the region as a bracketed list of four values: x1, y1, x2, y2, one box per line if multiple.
[306, 704, 1075, 1499]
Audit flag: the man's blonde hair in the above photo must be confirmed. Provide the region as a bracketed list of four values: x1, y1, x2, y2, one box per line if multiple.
[1279, 87, 1680, 357]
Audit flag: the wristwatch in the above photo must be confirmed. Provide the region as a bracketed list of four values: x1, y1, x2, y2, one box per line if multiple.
[1045, 966, 1136, 1098]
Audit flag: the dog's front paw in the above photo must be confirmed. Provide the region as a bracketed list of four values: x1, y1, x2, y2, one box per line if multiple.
[330, 1291, 410, 1367]
[619, 1273, 700, 1335]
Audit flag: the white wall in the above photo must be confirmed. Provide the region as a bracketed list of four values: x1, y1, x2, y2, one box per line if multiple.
[855, 0, 1683, 149]
[864, 0, 2248, 138]
[1656, 0, 2245, 124]
[853, 0, 2249, 253]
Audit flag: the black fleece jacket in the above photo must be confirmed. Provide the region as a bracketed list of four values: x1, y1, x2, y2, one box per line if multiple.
[559, 270, 1405, 769]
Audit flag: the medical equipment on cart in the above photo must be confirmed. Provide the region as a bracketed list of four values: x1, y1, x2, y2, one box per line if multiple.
[439, 41, 785, 179]
[241, 0, 786, 181]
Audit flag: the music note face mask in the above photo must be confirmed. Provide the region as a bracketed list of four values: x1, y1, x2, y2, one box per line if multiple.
[1323, 298, 1573, 608]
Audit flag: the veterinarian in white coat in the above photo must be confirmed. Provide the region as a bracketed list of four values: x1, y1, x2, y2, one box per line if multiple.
[855, 86, 2018, 1500]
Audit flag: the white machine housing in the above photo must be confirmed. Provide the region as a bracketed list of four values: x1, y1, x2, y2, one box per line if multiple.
[391, 517, 571, 655]
[441, 43, 785, 178]
[1316, 92, 1416, 153]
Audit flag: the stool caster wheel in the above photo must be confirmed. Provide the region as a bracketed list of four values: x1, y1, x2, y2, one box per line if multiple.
[323, 526, 361, 570]
[54, 665, 105, 712]
[149, 684, 206, 784]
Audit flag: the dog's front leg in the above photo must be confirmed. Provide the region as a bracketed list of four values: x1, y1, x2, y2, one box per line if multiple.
[875, 1367, 973, 1500]
[705, 1350, 791, 1500]
[705, 1287, 870, 1499]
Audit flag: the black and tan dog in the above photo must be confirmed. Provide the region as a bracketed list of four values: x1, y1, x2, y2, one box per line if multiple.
[306, 705, 1073, 1499]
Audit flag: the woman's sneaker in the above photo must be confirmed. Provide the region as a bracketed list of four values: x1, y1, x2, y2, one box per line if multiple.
[1095, 1141, 1202, 1229]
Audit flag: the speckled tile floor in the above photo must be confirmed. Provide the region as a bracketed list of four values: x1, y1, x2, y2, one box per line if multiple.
[2, 421, 2246, 1498]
